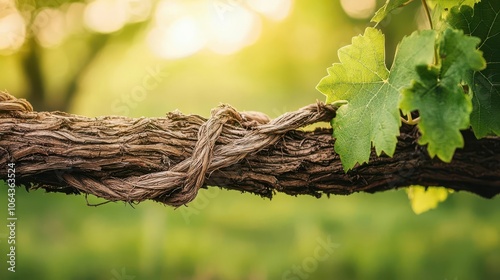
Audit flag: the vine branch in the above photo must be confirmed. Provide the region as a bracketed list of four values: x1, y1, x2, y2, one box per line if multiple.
[0, 92, 499, 207]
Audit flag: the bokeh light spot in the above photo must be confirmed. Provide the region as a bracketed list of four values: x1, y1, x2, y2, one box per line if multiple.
[148, 16, 207, 59]
[247, 0, 293, 21]
[84, 0, 127, 33]
[340, 0, 376, 19]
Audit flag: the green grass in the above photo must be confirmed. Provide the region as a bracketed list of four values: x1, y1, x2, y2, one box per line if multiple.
[1, 181, 499, 279]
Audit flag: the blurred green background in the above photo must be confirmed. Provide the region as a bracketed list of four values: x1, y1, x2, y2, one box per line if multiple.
[1, 0, 499, 279]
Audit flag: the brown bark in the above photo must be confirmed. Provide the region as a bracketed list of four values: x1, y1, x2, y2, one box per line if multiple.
[0, 92, 499, 207]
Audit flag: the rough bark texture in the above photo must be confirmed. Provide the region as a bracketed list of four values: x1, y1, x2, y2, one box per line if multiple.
[0, 92, 499, 207]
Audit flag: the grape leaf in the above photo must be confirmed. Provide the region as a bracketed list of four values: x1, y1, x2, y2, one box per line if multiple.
[428, 0, 479, 9]
[371, 0, 415, 23]
[447, 1, 500, 137]
[406, 186, 452, 214]
[400, 28, 486, 162]
[428, 0, 481, 30]
[317, 28, 436, 170]
[371, 0, 479, 25]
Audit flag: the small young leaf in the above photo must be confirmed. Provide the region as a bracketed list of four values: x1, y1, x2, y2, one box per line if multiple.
[428, 0, 481, 30]
[371, 0, 415, 23]
[317, 28, 436, 170]
[400, 28, 485, 162]
[406, 186, 451, 215]
[447, 0, 500, 137]
[427, 0, 479, 9]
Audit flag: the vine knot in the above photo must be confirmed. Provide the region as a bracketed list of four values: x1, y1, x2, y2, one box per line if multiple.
[0, 91, 33, 112]
[0, 94, 337, 207]
[152, 102, 336, 206]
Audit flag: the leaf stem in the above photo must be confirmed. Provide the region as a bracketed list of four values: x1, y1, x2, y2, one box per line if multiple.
[421, 0, 438, 65]
[401, 114, 420, 125]
[421, 0, 433, 30]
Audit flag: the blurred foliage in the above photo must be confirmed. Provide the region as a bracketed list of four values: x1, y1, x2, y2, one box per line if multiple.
[1, 181, 499, 280]
[1, 0, 499, 279]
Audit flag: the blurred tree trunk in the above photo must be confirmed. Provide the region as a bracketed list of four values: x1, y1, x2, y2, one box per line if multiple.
[22, 37, 47, 111]
[0, 92, 499, 207]
[21, 34, 109, 112]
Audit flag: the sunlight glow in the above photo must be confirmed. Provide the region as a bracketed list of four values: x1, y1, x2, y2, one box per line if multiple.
[84, 0, 128, 33]
[247, 0, 293, 21]
[148, 0, 293, 59]
[0, 6, 25, 54]
[340, 0, 376, 19]
[0, 0, 292, 58]
[125, 0, 153, 23]
[148, 16, 206, 59]
[207, 6, 260, 54]
[33, 8, 66, 48]
[83, 0, 152, 33]
[65, 3, 86, 33]
[154, 0, 183, 23]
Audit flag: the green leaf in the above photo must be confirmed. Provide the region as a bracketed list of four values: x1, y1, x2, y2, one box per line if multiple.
[406, 186, 452, 214]
[317, 28, 436, 170]
[439, 29, 486, 86]
[400, 28, 485, 161]
[371, 0, 415, 23]
[447, 1, 500, 137]
[428, 0, 481, 30]
[428, 0, 479, 9]
[401, 65, 471, 161]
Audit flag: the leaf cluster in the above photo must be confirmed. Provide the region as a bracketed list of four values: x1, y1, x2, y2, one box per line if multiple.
[317, 0, 499, 171]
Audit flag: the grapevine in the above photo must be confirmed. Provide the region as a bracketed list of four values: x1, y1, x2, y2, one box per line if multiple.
[317, 0, 498, 171]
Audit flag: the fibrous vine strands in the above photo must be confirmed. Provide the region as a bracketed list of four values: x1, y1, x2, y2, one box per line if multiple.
[1, 92, 499, 207]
